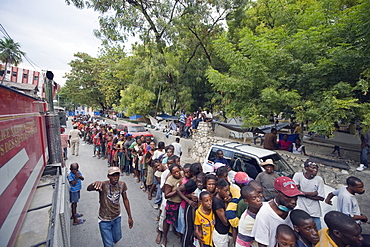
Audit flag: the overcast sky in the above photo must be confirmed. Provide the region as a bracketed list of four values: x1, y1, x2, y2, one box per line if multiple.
[0, 0, 105, 85]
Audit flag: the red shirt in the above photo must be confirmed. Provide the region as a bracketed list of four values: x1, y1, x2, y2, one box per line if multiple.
[278, 140, 292, 151]
[186, 116, 192, 127]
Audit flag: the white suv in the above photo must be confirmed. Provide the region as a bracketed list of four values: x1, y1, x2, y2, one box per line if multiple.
[202, 142, 295, 178]
[202, 142, 337, 228]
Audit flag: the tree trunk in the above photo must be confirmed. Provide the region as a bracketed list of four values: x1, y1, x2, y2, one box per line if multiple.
[1, 59, 9, 85]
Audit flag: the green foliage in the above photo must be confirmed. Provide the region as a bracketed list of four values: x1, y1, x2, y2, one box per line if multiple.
[208, 0, 370, 134]
[117, 84, 156, 116]
[0, 37, 25, 84]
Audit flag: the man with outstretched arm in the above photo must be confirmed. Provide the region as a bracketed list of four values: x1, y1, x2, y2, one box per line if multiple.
[87, 167, 134, 247]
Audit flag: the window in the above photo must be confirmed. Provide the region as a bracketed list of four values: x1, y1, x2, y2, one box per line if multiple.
[7, 70, 10, 74]
[207, 147, 234, 163]
[34, 76, 38, 80]
[23, 73, 28, 79]
[12, 72, 17, 77]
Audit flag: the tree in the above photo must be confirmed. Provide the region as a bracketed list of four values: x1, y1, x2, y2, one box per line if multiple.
[116, 84, 156, 116]
[0, 37, 25, 84]
[65, 0, 238, 112]
[61, 52, 107, 109]
[207, 0, 370, 134]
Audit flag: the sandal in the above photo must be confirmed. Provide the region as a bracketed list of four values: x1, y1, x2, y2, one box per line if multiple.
[70, 213, 83, 219]
[73, 219, 86, 225]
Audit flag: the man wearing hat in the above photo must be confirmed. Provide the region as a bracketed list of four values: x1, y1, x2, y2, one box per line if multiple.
[87, 167, 134, 247]
[255, 159, 279, 201]
[293, 160, 325, 230]
[251, 176, 304, 247]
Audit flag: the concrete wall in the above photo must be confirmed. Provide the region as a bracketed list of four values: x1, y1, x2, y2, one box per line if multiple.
[148, 129, 194, 159]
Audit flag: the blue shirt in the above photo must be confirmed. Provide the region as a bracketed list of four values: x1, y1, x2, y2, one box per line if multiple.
[179, 113, 186, 124]
[67, 170, 82, 192]
[214, 157, 230, 166]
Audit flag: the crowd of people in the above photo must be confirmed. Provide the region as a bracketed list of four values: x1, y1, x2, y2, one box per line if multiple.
[64, 116, 368, 247]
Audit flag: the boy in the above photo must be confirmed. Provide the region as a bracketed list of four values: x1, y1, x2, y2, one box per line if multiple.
[325, 176, 368, 224]
[195, 191, 215, 247]
[87, 167, 133, 247]
[236, 185, 263, 247]
[67, 163, 85, 225]
[290, 209, 319, 247]
[275, 224, 296, 247]
[212, 178, 232, 247]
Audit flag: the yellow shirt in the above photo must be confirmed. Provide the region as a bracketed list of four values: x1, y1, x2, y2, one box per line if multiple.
[195, 205, 215, 246]
[315, 228, 338, 247]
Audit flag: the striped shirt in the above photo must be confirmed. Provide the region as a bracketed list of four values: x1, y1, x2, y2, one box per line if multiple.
[67, 171, 82, 192]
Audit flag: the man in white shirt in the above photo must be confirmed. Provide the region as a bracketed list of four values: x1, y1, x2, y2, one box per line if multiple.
[171, 137, 182, 157]
[293, 160, 325, 230]
[325, 176, 368, 224]
[251, 176, 304, 247]
[69, 125, 82, 156]
[203, 109, 213, 122]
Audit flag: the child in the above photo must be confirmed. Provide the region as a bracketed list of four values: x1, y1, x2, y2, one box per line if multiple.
[212, 178, 232, 247]
[205, 174, 217, 195]
[195, 191, 215, 247]
[194, 172, 206, 199]
[275, 224, 296, 247]
[290, 209, 320, 247]
[177, 163, 202, 247]
[67, 163, 85, 225]
[236, 185, 263, 247]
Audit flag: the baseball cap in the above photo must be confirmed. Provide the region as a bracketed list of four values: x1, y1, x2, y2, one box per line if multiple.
[274, 176, 304, 197]
[125, 133, 132, 137]
[120, 131, 125, 135]
[108, 167, 121, 175]
[234, 172, 252, 185]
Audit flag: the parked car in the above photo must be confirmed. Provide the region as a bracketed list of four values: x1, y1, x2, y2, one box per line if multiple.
[202, 142, 337, 227]
[202, 142, 295, 178]
[116, 123, 154, 138]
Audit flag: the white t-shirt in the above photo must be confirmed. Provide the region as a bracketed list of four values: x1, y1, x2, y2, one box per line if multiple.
[160, 168, 171, 208]
[333, 186, 361, 220]
[293, 172, 325, 217]
[251, 202, 292, 247]
[292, 143, 304, 154]
[204, 111, 213, 119]
[171, 142, 182, 157]
[153, 149, 165, 160]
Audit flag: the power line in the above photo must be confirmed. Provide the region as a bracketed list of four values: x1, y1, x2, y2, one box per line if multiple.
[0, 23, 43, 72]
[0, 24, 11, 39]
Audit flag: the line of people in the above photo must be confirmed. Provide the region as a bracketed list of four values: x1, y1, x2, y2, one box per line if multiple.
[64, 119, 368, 247]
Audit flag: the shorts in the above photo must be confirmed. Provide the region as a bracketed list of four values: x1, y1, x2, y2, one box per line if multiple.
[165, 201, 180, 227]
[70, 191, 80, 203]
[213, 228, 232, 247]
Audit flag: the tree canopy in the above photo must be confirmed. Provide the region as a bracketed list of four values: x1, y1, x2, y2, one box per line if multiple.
[62, 0, 370, 134]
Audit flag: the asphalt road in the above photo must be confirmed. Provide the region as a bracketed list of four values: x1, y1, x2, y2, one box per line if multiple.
[67, 124, 181, 247]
